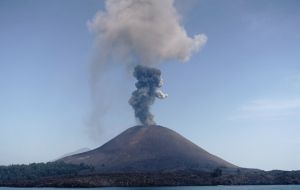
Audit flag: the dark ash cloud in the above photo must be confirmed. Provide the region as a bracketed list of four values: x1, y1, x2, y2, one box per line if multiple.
[129, 65, 168, 126]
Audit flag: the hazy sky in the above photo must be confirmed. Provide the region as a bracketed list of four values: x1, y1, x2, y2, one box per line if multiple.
[0, 0, 300, 171]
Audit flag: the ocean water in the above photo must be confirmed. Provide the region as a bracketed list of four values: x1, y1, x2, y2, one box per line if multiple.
[1, 186, 300, 190]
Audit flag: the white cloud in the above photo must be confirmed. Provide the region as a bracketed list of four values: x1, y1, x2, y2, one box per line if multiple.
[229, 99, 300, 121]
[285, 75, 300, 87]
[242, 99, 300, 111]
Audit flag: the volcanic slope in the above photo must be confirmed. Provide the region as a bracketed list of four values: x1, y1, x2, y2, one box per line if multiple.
[61, 125, 237, 173]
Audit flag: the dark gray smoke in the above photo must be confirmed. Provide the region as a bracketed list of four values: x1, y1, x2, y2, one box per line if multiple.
[129, 65, 168, 126]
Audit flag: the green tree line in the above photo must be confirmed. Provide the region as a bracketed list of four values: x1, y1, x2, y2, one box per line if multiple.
[0, 161, 93, 181]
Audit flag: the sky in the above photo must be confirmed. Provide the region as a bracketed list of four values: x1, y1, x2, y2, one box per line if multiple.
[0, 0, 300, 171]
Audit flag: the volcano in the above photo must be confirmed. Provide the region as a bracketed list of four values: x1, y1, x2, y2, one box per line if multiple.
[61, 125, 237, 173]
[3, 125, 300, 187]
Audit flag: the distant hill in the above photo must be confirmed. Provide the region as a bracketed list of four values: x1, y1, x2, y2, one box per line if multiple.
[55, 148, 91, 161]
[60, 125, 237, 173]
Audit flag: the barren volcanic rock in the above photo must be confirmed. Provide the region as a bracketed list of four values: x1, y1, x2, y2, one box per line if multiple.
[61, 125, 237, 173]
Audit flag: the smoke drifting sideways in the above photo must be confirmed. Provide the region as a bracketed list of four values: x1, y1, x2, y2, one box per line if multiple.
[129, 65, 168, 126]
[87, 0, 207, 131]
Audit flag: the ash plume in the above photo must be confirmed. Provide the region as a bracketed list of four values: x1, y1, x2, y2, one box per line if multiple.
[129, 65, 168, 126]
[88, 0, 207, 130]
[88, 0, 207, 65]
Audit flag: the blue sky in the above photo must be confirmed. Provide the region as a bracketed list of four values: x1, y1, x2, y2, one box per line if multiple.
[0, 0, 300, 171]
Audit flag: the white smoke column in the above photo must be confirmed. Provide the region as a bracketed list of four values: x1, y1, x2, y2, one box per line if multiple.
[88, 0, 207, 65]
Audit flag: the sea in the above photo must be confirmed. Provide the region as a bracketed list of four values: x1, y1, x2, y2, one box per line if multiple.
[1, 186, 300, 190]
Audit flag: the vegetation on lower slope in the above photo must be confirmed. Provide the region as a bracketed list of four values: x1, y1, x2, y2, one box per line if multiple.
[0, 161, 94, 181]
[1, 166, 300, 187]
